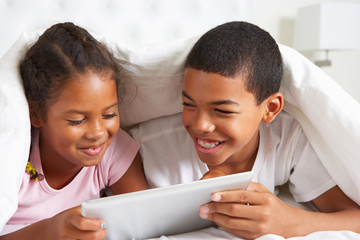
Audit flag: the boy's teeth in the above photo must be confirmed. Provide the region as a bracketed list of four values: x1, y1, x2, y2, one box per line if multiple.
[197, 139, 221, 149]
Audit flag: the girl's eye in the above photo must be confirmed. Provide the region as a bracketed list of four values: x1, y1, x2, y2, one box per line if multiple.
[68, 119, 85, 125]
[103, 113, 118, 119]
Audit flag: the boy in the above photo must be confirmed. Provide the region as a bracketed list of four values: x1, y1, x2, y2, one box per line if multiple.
[131, 21, 360, 239]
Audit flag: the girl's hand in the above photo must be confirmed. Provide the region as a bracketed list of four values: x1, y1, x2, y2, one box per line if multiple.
[48, 206, 107, 240]
[1, 206, 107, 240]
[199, 182, 301, 239]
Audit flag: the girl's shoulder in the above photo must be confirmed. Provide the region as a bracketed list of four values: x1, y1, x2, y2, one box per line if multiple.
[98, 128, 139, 186]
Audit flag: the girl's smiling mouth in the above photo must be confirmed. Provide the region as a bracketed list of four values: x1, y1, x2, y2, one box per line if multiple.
[80, 144, 105, 157]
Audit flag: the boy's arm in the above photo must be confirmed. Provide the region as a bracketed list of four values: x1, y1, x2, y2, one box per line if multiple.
[0, 206, 106, 240]
[310, 185, 360, 230]
[199, 182, 360, 239]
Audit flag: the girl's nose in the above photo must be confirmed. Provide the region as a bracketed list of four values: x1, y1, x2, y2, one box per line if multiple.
[191, 112, 215, 134]
[86, 119, 106, 140]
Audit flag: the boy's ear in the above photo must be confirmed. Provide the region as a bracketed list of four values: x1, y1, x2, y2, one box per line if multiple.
[28, 101, 43, 128]
[262, 92, 283, 123]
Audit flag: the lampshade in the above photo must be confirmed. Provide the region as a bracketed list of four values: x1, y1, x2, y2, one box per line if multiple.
[294, 2, 360, 52]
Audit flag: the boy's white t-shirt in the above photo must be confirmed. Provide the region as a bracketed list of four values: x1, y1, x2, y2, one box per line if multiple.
[130, 112, 335, 203]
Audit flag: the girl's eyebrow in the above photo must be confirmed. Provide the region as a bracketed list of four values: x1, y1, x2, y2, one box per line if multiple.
[182, 90, 238, 106]
[105, 102, 118, 110]
[65, 102, 118, 114]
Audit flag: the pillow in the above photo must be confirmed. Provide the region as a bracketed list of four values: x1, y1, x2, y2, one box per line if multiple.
[279, 44, 360, 204]
[0, 32, 37, 230]
[103, 36, 200, 128]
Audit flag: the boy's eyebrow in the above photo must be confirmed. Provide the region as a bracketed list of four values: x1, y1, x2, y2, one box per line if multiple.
[182, 90, 194, 101]
[209, 100, 239, 106]
[182, 90, 238, 106]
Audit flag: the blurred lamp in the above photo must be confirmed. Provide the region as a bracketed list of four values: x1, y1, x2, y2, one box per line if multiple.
[294, 2, 360, 67]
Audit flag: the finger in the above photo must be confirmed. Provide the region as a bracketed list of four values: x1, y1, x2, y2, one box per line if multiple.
[200, 206, 269, 239]
[71, 214, 106, 231]
[200, 202, 261, 219]
[68, 207, 106, 232]
[211, 189, 269, 206]
[67, 219, 107, 240]
[68, 228, 107, 240]
[209, 212, 257, 233]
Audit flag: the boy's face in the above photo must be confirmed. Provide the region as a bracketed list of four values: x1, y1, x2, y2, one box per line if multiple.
[182, 68, 269, 168]
[33, 71, 119, 172]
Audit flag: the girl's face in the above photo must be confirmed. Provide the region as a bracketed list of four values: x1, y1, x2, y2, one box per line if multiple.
[182, 68, 268, 169]
[35, 71, 119, 170]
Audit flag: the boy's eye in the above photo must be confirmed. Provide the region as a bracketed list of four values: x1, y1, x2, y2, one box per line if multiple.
[103, 113, 118, 119]
[215, 109, 235, 114]
[182, 102, 195, 107]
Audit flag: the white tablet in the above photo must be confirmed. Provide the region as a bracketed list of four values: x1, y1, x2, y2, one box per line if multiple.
[81, 171, 253, 240]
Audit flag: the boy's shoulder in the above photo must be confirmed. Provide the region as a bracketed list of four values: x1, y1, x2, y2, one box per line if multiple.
[261, 111, 304, 145]
[260, 111, 307, 151]
[272, 111, 300, 128]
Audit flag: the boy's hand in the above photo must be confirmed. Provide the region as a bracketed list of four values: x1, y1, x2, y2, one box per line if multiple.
[49, 206, 107, 240]
[200, 170, 226, 180]
[199, 182, 299, 239]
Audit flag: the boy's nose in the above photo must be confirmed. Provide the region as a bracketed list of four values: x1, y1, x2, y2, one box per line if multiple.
[191, 113, 215, 134]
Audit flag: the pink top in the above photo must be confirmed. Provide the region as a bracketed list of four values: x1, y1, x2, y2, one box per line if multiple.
[8, 128, 139, 225]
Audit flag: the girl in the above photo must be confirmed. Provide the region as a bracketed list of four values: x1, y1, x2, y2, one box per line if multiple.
[1, 22, 148, 240]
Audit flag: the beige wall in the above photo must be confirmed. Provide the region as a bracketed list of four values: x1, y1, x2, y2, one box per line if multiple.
[249, 0, 360, 102]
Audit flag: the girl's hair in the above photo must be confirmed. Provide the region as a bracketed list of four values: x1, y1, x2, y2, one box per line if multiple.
[185, 21, 282, 105]
[20, 22, 126, 119]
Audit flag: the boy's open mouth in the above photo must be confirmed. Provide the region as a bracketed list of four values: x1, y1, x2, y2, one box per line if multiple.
[197, 138, 224, 149]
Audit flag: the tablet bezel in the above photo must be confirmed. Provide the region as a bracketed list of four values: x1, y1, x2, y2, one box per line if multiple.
[82, 171, 253, 240]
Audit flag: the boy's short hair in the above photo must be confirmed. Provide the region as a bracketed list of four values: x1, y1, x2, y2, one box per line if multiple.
[185, 21, 282, 105]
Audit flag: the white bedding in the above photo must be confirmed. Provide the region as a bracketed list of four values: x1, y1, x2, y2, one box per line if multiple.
[1, 29, 360, 239]
[149, 228, 360, 240]
[280, 45, 360, 205]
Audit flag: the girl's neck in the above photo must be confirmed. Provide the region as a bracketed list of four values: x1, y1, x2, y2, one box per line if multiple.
[39, 139, 83, 190]
[42, 162, 83, 190]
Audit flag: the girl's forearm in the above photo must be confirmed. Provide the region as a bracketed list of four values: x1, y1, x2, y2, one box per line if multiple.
[0, 220, 53, 240]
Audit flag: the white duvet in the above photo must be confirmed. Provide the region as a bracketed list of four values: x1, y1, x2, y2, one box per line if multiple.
[279, 44, 360, 206]
[1, 31, 359, 239]
[149, 228, 360, 240]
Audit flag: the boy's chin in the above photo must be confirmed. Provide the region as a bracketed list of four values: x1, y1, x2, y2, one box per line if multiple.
[197, 154, 227, 167]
